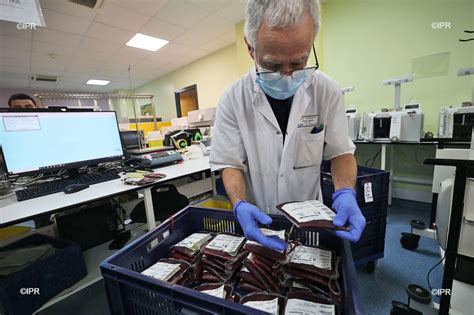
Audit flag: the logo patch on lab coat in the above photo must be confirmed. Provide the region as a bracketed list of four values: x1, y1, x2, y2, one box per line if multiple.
[297, 115, 319, 128]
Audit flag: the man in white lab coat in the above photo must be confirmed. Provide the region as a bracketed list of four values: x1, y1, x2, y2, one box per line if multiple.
[210, 0, 365, 250]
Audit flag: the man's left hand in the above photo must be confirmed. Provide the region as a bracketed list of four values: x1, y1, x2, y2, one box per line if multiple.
[332, 187, 366, 242]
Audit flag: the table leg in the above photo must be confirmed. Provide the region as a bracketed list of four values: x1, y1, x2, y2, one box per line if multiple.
[140, 187, 156, 231]
[381, 144, 386, 170]
[389, 145, 394, 206]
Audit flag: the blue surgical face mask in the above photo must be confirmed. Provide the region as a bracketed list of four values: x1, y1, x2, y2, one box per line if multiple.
[255, 66, 307, 100]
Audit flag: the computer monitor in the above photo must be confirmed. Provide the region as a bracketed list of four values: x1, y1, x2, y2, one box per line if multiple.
[0, 111, 124, 177]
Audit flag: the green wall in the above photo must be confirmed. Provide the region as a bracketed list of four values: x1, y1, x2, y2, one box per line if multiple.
[322, 0, 473, 133]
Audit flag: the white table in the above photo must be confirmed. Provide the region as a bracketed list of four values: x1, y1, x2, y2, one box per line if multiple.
[0, 156, 212, 230]
[0, 157, 213, 313]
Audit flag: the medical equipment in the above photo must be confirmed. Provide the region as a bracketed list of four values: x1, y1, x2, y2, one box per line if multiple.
[438, 106, 458, 138]
[358, 112, 376, 141]
[373, 104, 424, 143]
[187, 107, 216, 128]
[346, 108, 360, 140]
[438, 106, 474, 139]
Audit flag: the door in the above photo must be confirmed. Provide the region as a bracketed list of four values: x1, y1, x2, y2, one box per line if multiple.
[175, 84, 199, 118]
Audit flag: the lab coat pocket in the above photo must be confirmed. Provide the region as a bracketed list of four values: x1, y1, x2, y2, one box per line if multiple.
[294, 131, 324, 169]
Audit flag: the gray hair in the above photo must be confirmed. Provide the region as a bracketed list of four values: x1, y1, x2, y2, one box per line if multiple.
[244, 0, 321, 48]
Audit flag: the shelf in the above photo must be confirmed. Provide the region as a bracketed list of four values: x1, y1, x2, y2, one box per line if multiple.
[34, 223, 147, 314]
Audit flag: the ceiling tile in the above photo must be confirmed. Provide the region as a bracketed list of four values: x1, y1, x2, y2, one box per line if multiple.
[30, 64, 65, 76]
[86, 22, 134, 44]
[73, 50, 113, 63]
[30, 80, 59, 89]
[32, 40, 77, 56]
[42, 9, 92, 35]
[65, 61, 100, 74]
[0, 78, 29, 88]
[32, 28, 82, 48]
[95, 2, 151, 32]
[114, 46, 153, 61]
[31, 52, 69, 69]
[198, 38, 231, 52]
[0, 70, 29, 80]
[139, 18, 186, 41]
[110, 0, 169, 17]
[173, 15, 235, 47]
[93, 68, 129, 78]
[155, 1, 210, 29]
[0, 64, 30, 74]
[184, 0, 231, 13]
[55, 82, 83, 91]
[214, 0, 247, 23]
[0, 20, 33, 40]
[0, 56, 30, 68]
[78, 37, 123, 54]
[2, 47, 30, 61]
[39, 0, 98, 20]
[1, 36, 31, 51]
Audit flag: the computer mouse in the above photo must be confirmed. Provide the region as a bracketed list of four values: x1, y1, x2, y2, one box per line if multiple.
[63, 183, 90, 194]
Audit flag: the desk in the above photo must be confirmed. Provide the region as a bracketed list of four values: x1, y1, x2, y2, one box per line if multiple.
[0, 157, 213, 313]
[0, 157, 212, 230]
[353, 140, 471, 206]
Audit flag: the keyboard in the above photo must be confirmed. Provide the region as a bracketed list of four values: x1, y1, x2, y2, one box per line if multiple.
[16, 171, 120, 201]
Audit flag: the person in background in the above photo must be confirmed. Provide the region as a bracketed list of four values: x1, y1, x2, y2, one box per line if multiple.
[210, 0, 365, 251]
[8, 93, 37, 108]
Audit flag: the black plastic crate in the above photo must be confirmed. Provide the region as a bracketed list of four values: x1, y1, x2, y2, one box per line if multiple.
[321, 162, 390, 205]
[100, 206, 364, 315]
[0, 234, 87, 315]
[357, 215, 386, 242]
[351, 237, 385, 264]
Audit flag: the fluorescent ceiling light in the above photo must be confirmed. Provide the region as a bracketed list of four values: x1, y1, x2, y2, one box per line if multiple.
[86, 79, 110, 85]
[126, 33, 169, 51]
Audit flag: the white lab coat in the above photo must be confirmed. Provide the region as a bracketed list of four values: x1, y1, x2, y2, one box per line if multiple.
[210, 68, 355, 214]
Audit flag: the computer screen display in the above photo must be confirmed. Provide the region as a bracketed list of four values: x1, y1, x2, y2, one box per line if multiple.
[0, 111, 123, 176]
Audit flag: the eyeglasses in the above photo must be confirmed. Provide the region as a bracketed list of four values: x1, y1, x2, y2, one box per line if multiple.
[255, 45, 319, 81]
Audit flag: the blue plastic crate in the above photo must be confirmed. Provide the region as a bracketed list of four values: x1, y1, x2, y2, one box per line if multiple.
[320, 162, 390, 206]
[351, 237, 385, 265]
[100, 206, 364, 315]
[359, 215, 387, 242]
[0, 234, 87, 315]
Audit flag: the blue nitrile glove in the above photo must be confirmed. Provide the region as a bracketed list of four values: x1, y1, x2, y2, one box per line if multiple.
[332, 188, 366, 242]
[233, 200, 287, 251]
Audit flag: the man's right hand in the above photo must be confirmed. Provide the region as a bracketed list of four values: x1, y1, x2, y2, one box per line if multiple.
[233, 200, 287, 251]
